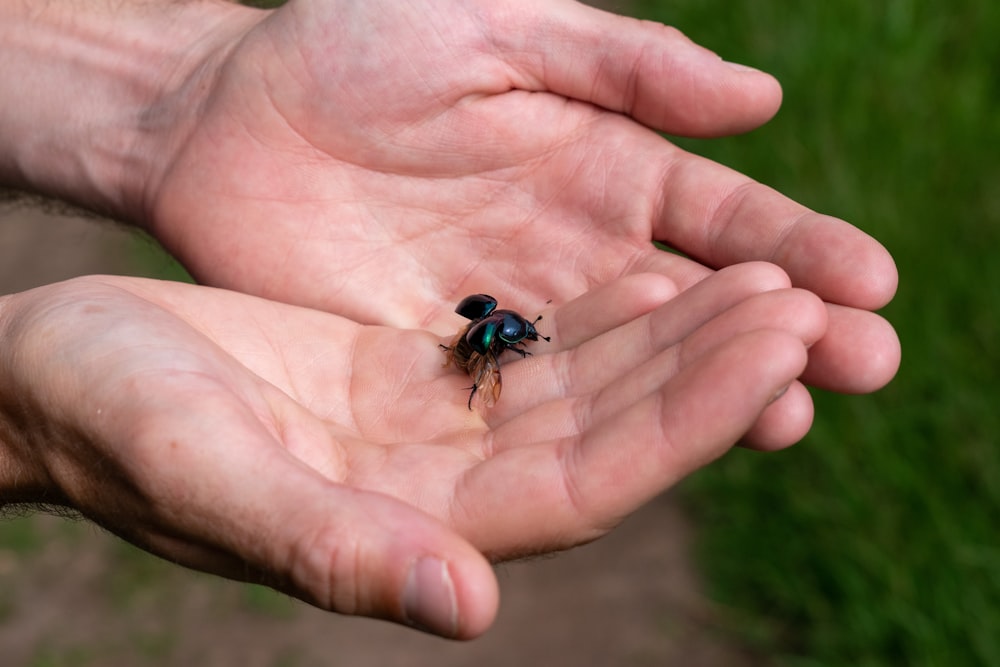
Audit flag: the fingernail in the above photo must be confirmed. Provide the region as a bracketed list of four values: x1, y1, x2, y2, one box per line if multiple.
[402, 557, 458, 637]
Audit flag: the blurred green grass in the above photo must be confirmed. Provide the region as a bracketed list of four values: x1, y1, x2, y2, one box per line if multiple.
[629, 1, 999, 664]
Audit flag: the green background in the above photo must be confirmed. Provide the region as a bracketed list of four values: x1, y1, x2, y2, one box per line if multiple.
[633, 1, 999, 665]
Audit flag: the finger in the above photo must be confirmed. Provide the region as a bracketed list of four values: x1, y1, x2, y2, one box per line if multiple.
[490, 284, 824, 441]
[242, 457, 499, 639]
[494, 1, 783, 137]
[576, 287, 822, 447]
[740, 380, 814, 451]
[565, 265, 804, 395]
[802, 304, 901, 393]
[583, 287, 824, 420]
[117, 394, 499, 639]
[635, 249, 898, 393]
[571, 329, 809, 524]
[490, 262, 796, 421]
[544, 272, 677, 349]
[459, 330, 808, 554]
[642, 151, 899, 310]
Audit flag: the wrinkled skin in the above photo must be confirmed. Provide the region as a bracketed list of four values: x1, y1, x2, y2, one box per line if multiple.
[146, 0, 898, 396]
[1, 0, 902, 640]
[1, 264, 824, 637]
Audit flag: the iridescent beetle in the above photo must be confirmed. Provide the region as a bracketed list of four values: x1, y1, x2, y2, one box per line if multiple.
[440, 294, 550, 409]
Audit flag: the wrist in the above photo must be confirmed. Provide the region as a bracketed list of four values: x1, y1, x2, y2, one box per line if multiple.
[0, 0, 262, 224]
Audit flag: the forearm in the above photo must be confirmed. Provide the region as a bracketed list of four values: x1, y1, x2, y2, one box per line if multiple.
[0, 0, 258, 222]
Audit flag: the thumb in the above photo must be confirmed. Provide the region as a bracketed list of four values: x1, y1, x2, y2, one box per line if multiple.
[495, 0, 782, 137]
[155, 440, 499, 639]
[237, 456, 499, 638]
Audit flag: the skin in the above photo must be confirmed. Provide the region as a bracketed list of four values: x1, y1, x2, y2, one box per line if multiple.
[0, 0, 901, 638]
[2, 0, 897, 378]
[147, 0, 899, 391]
[0, 264, 823, 638]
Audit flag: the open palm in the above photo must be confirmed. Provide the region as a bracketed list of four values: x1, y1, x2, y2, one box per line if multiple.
[4, 264, 820, 636]
[146, 0, 898, 394]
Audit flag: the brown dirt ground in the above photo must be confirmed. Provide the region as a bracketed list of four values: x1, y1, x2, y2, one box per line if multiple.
[0, 208, 760, 666]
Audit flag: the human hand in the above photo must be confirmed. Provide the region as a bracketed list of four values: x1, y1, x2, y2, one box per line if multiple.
[141, 0, 898, 392]
[0, 0, 899, 396]
[0, 263, 823, 637]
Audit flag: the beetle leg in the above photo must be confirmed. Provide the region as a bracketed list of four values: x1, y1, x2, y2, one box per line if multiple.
[507, 344, 531, 359]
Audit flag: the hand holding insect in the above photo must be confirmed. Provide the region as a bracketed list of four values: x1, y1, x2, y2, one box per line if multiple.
[2, 0, 898, 406]
[139, 0, 896, 399]
[0, 0, 901, 647]
[0, 263, 823, 638]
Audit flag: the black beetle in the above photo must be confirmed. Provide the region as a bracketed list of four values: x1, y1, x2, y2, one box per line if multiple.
[440, 294, 550, 409]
